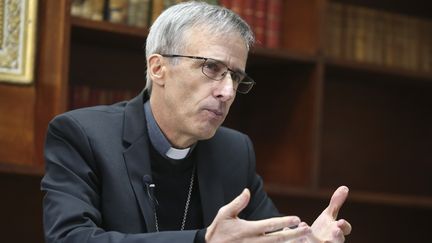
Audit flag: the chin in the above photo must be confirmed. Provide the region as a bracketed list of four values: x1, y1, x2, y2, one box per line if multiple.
[195, 125, 218, 141]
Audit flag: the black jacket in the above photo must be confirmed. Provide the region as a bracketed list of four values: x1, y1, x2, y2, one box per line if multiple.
[41, 91, 279, 243]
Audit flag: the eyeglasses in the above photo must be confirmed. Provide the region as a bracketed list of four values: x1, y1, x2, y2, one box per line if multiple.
[161, 54, 255, 94]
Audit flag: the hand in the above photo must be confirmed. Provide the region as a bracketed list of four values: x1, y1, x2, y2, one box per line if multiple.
[308, 186, 352, 243]
[205, 189, 311, 243]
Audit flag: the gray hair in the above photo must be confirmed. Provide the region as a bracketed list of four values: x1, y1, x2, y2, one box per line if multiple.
[144, 1, 254, 94]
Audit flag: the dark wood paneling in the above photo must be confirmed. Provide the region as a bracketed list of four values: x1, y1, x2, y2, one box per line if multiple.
[69, 42, 147, 90]
[282, 0, 321, 54]
[331, 0, 432, 18]
[271, 193, 431, 243]
[320, 75, 432, 196]
[0, 85, 35, 166]
[34, 0, 71, 166]
[0, 173, 44, 243]
[225, 63, 321, 187]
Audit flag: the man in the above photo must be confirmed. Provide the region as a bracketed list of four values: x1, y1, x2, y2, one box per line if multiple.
[42, 2, 351, 243]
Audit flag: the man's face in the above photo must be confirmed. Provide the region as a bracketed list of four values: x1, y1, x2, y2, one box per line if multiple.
[152, 27, 249, 147]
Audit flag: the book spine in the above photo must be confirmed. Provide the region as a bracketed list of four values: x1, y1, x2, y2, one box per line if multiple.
[243, 0, 255, 28]
[109, 0, 129, 23]
[71, 0, 85, 17]
[325, 2, 343, 58]
[353, 6, 366, 62]
[151, 0, 164, 24]
[362, 8, 374, 64]
[128, 0, 151, 27]
[265, 0, 282, 49]
[253, 0, 266, 46]
[219, 0, 231, 9]
[343, 5, 355, 61]
[218, 0, 231, 9]
[372, 9, 384, 65]
[382, 12, 393, 67]
[230, 0, 244, 18]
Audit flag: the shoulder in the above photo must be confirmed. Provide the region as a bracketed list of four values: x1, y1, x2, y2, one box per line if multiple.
[212, 126, 252, 146]
[201, 126, 254, 160]
[47, 102, 131, 146]
[50, 101, 128, 129]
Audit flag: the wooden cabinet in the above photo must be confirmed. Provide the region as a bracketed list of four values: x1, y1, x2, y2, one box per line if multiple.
[0, 0, 430, 242]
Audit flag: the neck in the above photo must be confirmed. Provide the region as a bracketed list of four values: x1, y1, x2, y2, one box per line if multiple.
[149, 96, 196, 148]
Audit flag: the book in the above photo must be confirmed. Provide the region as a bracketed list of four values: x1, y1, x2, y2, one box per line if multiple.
[218, 0, 231, 9]
[230, 0, 244, 19]
[325, 2, 343, 58]
[109, 0, 128, 23]
[127, 0, 151, 28]
[151, 0, 164, 23]
[253, 0, 266, 46]
[242, 0, 255, 28]
[265, 0, 282, 49]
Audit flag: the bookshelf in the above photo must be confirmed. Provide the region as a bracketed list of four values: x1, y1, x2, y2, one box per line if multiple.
[0, 0, 430, 242]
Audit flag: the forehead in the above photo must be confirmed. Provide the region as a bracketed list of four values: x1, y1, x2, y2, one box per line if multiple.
[181, 26, 249, 67]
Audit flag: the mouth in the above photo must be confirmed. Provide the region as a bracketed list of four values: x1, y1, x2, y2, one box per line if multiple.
[203, 108, 224, 120]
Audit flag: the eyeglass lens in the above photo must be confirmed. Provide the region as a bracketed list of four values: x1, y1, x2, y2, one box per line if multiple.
[202, 59, 254, 94]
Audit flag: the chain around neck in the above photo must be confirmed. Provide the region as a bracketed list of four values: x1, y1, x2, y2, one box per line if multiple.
[154, 163, 196, 232]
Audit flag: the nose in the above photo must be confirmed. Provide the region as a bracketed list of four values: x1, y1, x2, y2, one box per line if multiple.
[214, 73, 235, 102]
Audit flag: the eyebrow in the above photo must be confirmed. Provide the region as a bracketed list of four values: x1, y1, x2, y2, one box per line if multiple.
[209, 57, 247, 76]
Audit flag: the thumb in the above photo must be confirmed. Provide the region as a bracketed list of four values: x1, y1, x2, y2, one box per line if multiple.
[220, 188, 251, 219]
[327, 186, 349, 219]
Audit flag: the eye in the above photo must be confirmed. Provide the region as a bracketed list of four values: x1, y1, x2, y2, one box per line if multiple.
[230, 72, 243, 83]
[203, 60, 224, 75]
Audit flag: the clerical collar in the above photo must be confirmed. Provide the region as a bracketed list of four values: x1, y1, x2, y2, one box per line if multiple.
[144, 101, 193, 160]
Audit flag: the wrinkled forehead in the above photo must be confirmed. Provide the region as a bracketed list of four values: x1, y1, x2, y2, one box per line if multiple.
[179, 24, 248, 51]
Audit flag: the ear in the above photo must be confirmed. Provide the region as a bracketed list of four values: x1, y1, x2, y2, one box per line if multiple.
[148, 54, 166, 87]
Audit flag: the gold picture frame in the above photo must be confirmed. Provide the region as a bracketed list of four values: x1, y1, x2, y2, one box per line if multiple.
[0, 0, 38, 84]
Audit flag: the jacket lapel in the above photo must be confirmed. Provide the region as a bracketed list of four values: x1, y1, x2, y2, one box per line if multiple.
[196, 141, 225, 226]
[122, 91, 157, 232]
[122, 90, 226, 229]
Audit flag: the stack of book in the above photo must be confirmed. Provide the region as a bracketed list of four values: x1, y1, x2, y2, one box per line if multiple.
[69, 84, 140, 109]
[325, 2, 432, 73]
[71, 0, 283, 49]
[220, 0, 283, 49]
[71, 0, 217, 28]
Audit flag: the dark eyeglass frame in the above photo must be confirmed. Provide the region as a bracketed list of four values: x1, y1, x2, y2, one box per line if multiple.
[161, 54, 255, 94]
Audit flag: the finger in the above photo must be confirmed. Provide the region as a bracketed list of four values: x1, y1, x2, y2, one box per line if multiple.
[337, 219, 352, 235]
[298, 222, 309, 227]
[282, 222, 308, 231]
[264, 225, 311, 242]
[249, 216, 300, 234]
[327, 186, 349, 219]
[332, 227, 345, 243]
[218, 188, 250, 219]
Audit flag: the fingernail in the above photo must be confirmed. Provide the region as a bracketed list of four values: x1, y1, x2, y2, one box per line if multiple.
[298, 222, 308, 227]
[292, 217, 300, 225]
[238, 189, 248, 200]
[299, 226, 311, 234]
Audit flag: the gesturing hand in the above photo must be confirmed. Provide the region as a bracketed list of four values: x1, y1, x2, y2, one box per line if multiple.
[308, 186, 352, 243]
[205, 189, 311, 243]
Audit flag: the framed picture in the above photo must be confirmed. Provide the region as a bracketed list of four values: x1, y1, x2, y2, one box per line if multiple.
[0, 0, 38, 84]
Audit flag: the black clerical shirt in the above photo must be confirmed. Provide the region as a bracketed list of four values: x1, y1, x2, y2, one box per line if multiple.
[149, 143, 204, 231]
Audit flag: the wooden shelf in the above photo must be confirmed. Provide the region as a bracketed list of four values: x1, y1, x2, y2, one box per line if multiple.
[331, 0, 432, 18]
[325, 57, 432, 82]
[71, 16, 149, 38]
[265, 183, 432, 209]
[71, 17, 319, 65]
[71, 17, 148, 49]
[0, 162, 44, 176]
[251, 47, 318, 64]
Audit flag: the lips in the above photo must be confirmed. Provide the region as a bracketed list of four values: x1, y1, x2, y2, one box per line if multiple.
[202, 106, 225, 120]
[206, 108, 223, 116]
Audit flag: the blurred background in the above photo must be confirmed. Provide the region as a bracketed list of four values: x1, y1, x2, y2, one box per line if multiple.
[0, 0, 431, 242]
